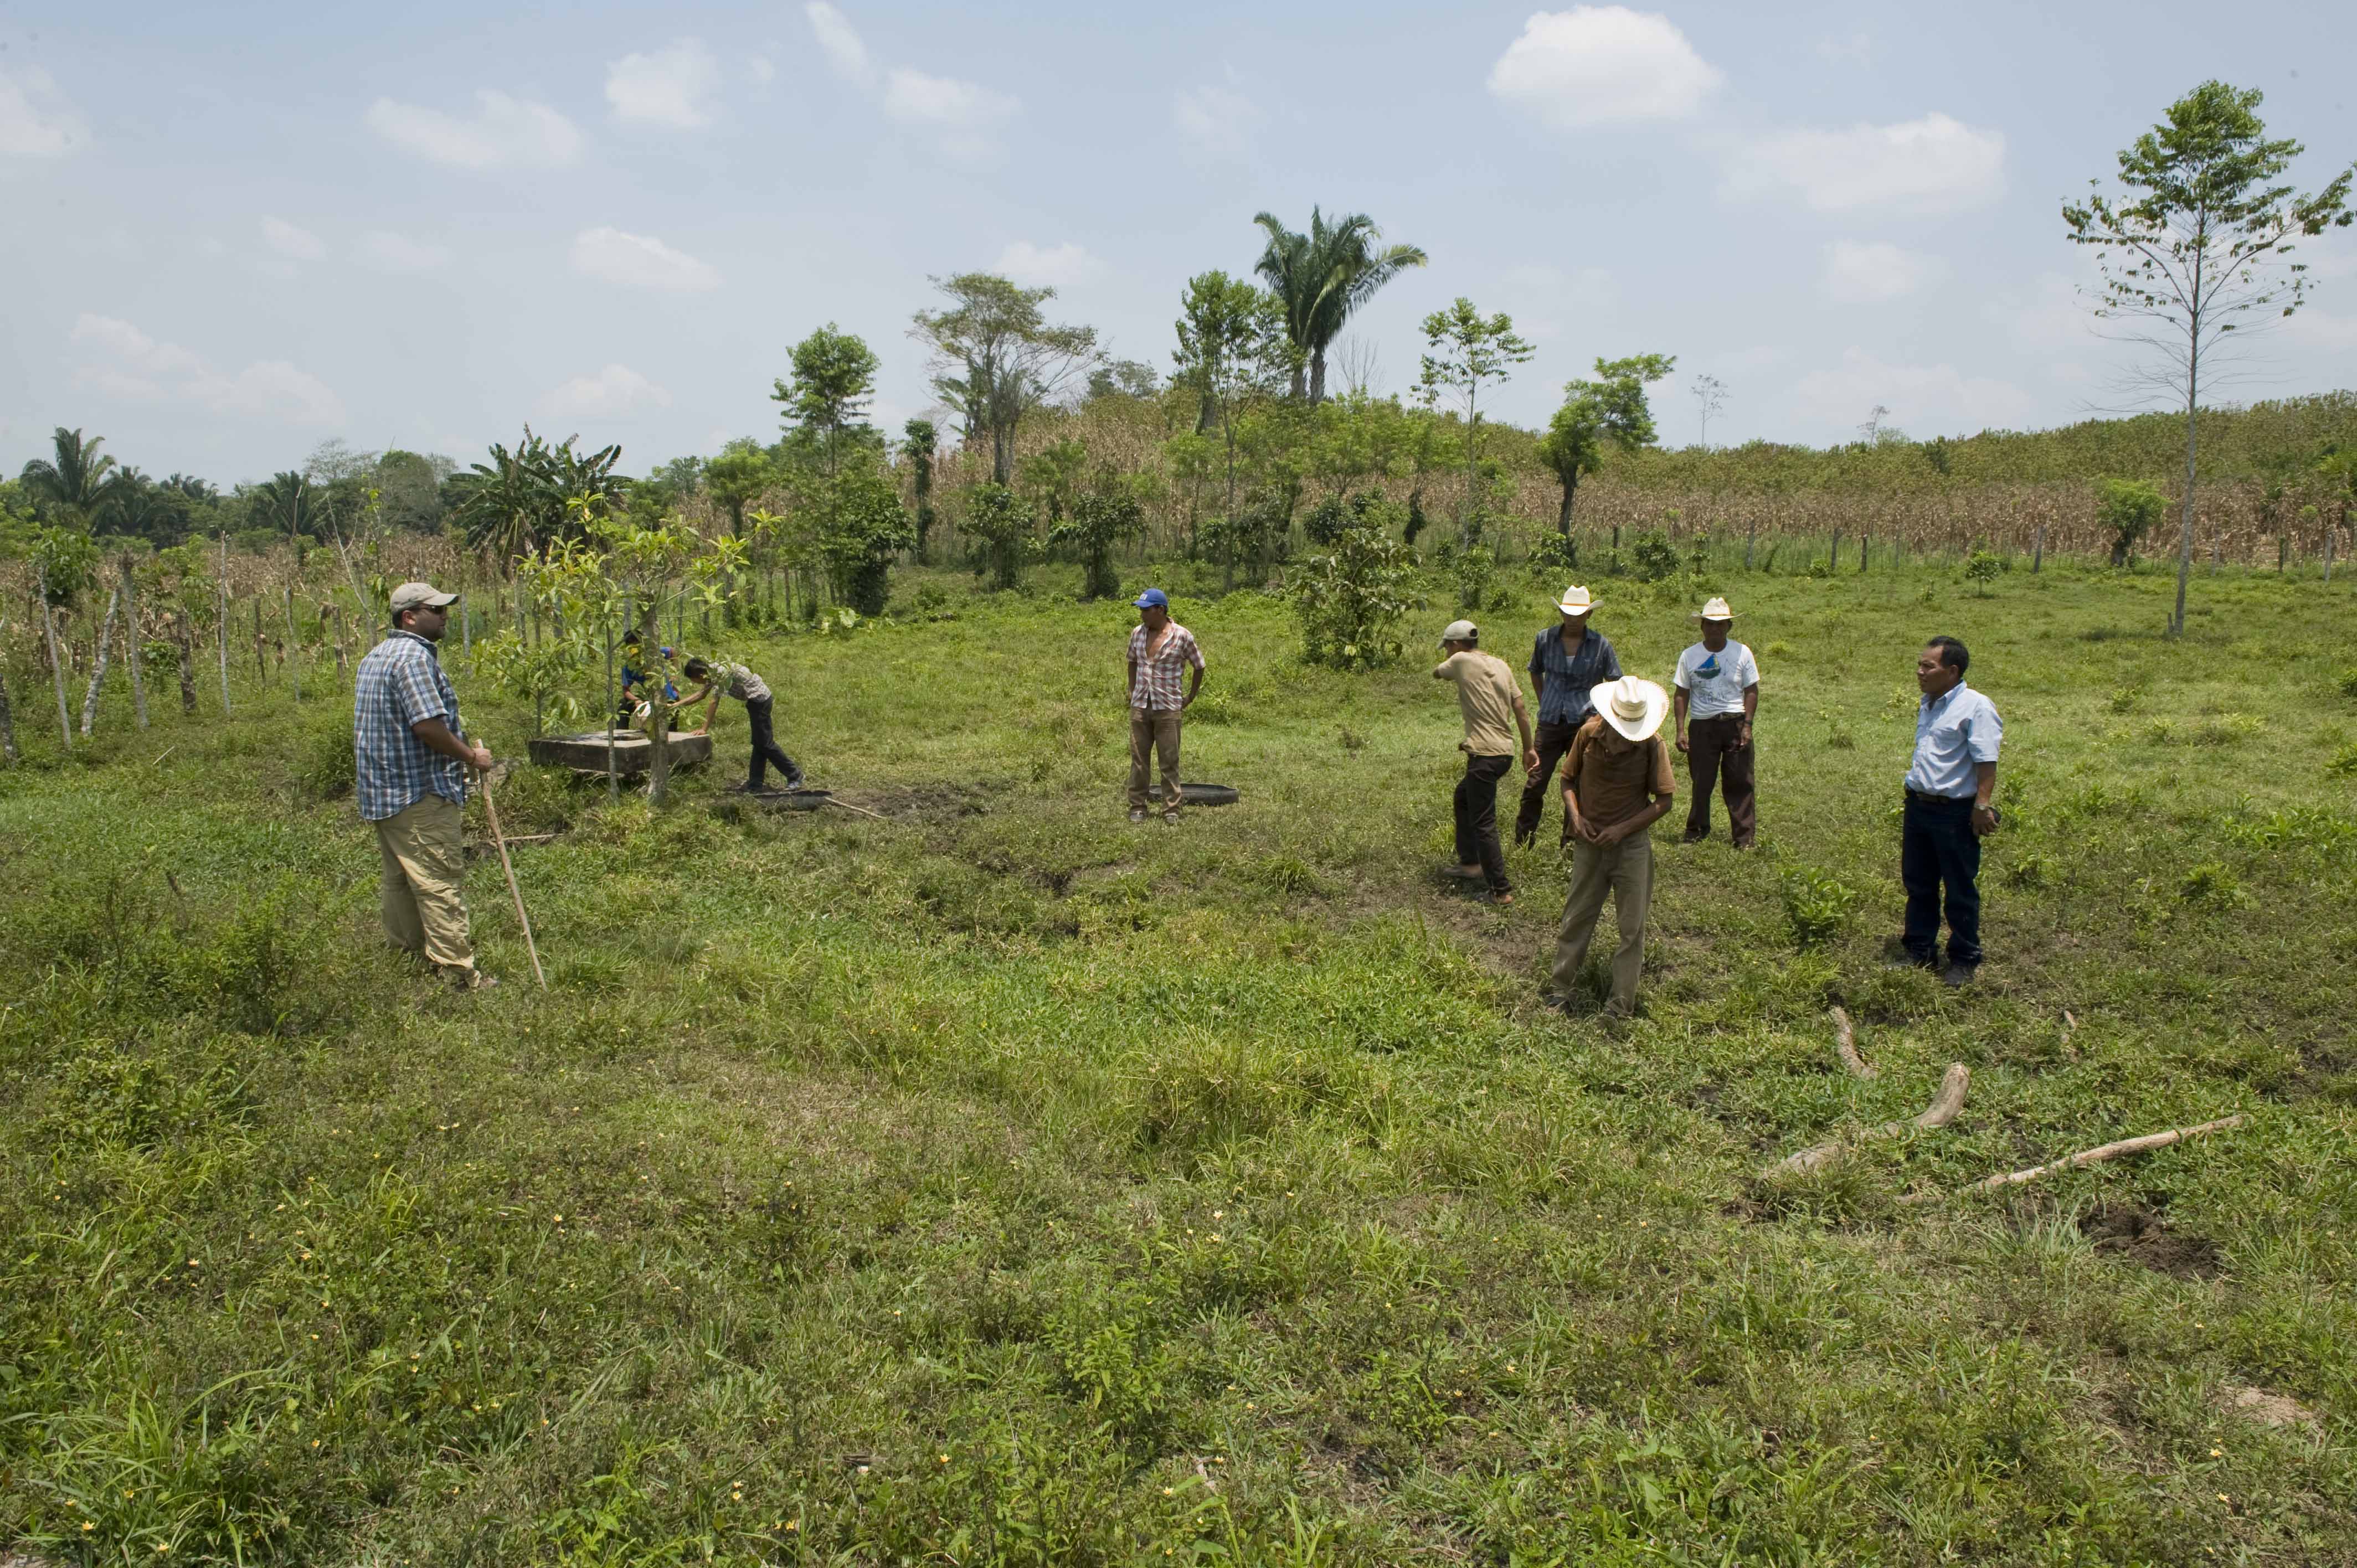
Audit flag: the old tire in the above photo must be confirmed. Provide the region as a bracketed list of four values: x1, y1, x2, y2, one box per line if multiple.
[1177, 783, 1241, 807]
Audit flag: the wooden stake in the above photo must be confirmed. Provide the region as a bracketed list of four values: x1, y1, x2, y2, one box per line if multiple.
[478, 773, 547, 991]
[217, 533, 233, 715]
[122, 554, 148, 730]
[821, 795, 889, 821]
[1831, 1005, 1875, 1079]
[1766, 1064, 1970, 1178]
[1959, 1115, 2245, 1195]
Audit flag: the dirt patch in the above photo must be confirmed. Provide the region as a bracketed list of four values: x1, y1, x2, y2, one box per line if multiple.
[2078, 1203, 2223, 1280]
[2219, 1383, 2321, 1430]
[858, 782, 994, 822]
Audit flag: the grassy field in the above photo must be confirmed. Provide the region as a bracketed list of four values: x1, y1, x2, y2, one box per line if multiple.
[2, 555, 2353, 1566]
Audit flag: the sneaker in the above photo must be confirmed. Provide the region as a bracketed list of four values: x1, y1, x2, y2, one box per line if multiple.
[1129, 808, 1149, 823]
[1941, 961, 1979, 990]
[1442, 863, 1484, 880]
[1489, 890, 1515, 906]
[442, 967, 498, 991]
[1882, 940, 1937, 970]
[784, 774, 807, 791]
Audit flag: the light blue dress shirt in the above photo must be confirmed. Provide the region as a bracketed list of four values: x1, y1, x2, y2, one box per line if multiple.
[1906, 681, 2001, 798]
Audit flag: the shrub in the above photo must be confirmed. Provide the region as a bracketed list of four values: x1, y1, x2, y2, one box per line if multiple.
[1052, 481, 1145, 602]
[2096, 477, 2167, 567]
[1450, 542, 1497, 610]
[963, 483, 1038, 590]
[1629, 528, 1680, 582]
[1291, 514, 1415, 669]
[1779, 865, 1860, 947]
[1964, 549, 2004, 585]
[2328, 743, 2357, 777]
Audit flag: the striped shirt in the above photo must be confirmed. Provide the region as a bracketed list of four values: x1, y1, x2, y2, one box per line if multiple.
[1127, 622, 1203, 710]
[1529, 625, 1622, 727]
[353, 631, 466, 822]
[711, 662, 772, 704]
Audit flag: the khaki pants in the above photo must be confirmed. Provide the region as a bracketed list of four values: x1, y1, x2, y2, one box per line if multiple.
[1128, 708, 1183, 814]
[374, 794, 477, 978]
[1548, 830, 1654, 1016]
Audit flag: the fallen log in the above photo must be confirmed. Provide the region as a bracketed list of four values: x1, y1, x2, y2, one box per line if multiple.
[1959, 1115, 2246, 1195]
[1831, 1006, 1875, 1079]
[1765, 1063, 1970, 1178]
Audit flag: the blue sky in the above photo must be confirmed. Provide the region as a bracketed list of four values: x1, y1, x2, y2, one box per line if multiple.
[4, 1, 2353, 485]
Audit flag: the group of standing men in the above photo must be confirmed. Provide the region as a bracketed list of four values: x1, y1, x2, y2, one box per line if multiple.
[1432, 585, 2000, 1019]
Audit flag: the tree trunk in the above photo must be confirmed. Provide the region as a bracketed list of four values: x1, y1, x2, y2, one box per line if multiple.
[992, 421, 1015, 485]
[1555, 478, 1574, 535]
[39, 569, 73, 748]
[217, 534, 232, 714]
[2170, 288, 2201, 637]
[1744, 519, 1756, 571]
[0, 658, 16, 762]
[174, 615, 197, 715]
[285, 584, 302, 704]
[1309, 349, 1327, 405]
[121, 555, 148, 730]
[2032, 527, 2044, 574]
[80, 586, 122, 737]
[604, 617, 619, 805]
[639, 601, 673, 806]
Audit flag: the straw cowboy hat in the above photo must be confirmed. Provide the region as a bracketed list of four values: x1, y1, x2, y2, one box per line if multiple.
[1590, 675, 1669, 742]
[1690, 596, 1736, 622]
[1555, 585, 1597, 617]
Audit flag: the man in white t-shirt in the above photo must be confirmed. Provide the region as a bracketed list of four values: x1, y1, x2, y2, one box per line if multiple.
[1671, 596, 1760, 848]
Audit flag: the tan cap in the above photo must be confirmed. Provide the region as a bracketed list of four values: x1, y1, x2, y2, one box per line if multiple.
[1439, 619, 1479, 645]
[389, 581, 459, 613]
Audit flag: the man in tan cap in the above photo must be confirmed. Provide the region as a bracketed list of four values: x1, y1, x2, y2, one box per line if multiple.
[353, 582, 495, 989]
[1514, 584, 1621, 849]
[1672, 596, 1760, 848]
[1545, 675, 1674, 1020]
[1434, 619, 1538, 905]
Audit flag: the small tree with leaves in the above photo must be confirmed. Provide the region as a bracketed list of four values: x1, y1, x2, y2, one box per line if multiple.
[1415, 298, 1534, 546]
[772, 324, 881, 476]
[1536, 354, 1676, 537]
[1053, 473, 1145, 601]
[2063, 80, 2354, 636]
[1291, 494, 1414, 669]
[964, 484, 1038, 590]
[815, 462, 914, 616]
[2097, 478, 2168, 566]
[902, 419, 938, 563]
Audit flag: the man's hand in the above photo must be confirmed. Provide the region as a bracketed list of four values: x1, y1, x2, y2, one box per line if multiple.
[1522, 746, 1540, 773]
[1736, 723, 1752, 750]
[1675, 730, 1690, 754]
[1972, 804, 1998, 837]
[468, 744, 493, 771]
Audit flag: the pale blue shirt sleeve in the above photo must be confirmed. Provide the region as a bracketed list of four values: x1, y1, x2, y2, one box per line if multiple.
[1965, 695, 2001, 762]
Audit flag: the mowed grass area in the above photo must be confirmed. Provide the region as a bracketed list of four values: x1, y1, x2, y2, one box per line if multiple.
[3, 557, 2354, 1566]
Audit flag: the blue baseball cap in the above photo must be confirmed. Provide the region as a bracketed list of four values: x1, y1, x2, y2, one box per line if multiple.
[1133, 588, 1169, 609]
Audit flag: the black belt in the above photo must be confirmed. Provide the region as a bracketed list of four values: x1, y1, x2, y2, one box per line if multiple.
[1905, 788, 1972, 804]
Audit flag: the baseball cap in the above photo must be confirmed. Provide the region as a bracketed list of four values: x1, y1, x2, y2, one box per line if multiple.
[1439, 619, 1479, 645]
[389, 581, 459, 612]
[1133, 587, 1170, 609]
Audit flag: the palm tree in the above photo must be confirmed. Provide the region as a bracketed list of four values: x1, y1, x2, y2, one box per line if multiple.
[19, 427, 120, 518]
[1252, 209, 1427, 404]
[449, 429, 624, 572]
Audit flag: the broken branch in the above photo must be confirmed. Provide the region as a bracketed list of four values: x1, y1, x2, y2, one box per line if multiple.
[1765, 1062, 1970, 1178]
[1831, 1006, 1875, 1079]
[1960, 1115, 2246, 1195]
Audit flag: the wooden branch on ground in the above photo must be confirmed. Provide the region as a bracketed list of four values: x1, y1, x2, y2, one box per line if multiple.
[1765, 1063, 1970, 1178]
[1959, 1115, 2246, 1195]
[822, 796, 889, 822]
[1831, 1006, 1875, 1079]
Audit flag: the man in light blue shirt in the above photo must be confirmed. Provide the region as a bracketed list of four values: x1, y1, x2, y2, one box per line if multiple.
[1896, 636, 2001, 986]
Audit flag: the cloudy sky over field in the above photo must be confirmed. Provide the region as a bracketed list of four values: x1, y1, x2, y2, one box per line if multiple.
[3, 0, 2353, 481]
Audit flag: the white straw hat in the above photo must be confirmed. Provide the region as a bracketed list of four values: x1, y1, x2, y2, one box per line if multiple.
[1691, 596, 1735, 622]
[1555, 585, 1597, 616]
[1590, 676, 1669, 742]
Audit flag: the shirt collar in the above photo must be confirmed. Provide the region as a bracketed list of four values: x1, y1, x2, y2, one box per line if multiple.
[1921, 678, 1969, 712]
[389, 629, 440, 657]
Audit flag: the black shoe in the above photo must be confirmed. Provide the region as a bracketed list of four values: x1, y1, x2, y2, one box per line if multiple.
[1941, 961, 1979, 989]
[1882, 938, 1937, 970]
[725, 782, 754, 794]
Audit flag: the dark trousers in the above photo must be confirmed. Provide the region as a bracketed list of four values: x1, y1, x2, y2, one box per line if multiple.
[1683, 714, 1756, 847]
[1514, 716, 1586, 845]
[745, 698, 801, 788]
[1454, 754, 1513, 894]
[1901, 791, 1982, 965]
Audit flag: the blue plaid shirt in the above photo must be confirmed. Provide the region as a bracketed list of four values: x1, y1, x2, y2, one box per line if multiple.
[353, 631, 467, 821]
[1529, 625, 1622, 727]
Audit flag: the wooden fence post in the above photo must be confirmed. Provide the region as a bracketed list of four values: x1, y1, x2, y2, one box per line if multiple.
[217, 534, 232, 715]
[38, 567, 71, 748]
[2032, 528, 2044, 574]
[1744, 520, 1756, 571]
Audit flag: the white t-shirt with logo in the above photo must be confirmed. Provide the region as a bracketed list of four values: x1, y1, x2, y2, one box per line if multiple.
[1674, 639, 1759, 720]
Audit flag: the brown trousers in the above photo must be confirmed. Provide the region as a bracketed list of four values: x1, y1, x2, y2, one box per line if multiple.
[1128, 708, 1183, 813]
[1683, 714, 1756, 846]
[374, 793, 477, 977]
[1548, 830, 1654, 1017]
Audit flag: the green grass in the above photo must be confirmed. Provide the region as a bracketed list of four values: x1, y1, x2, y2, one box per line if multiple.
[3, 556, 2354, 1565]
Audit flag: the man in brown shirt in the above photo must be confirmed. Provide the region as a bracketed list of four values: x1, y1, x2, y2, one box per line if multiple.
[1546, 675, 1675, 1020]
[1433, 619, 1537, 904]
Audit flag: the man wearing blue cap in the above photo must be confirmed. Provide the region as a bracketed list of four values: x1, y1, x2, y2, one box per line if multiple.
[1124, 588, 1205, 823]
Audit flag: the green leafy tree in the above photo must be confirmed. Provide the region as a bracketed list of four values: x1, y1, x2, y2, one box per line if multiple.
[2064, 80, 2354, 636]
[2096, 477, 2169, 566]
[373, 450, 453, 534]
[963, 483, 1038, 590]
[703, 441, 775, 533]
[1172, 271, 1290, 535]
[1020, 438, 1089, 530]
[815, 462, 914, 616]
[1536, 354, 1677, 537]
[449, 429, 624, 571]
[771, 323, 882, 475]
[902, 419, 938, 563]
[1291, 494, 1414, 668]
[1087, 359, 1160, 402]
[1414, 298, 1535, 546]
[18, 426, 120, 522]
[911, 274, 1101, 483]
[1252, 208, 1427, 403]
[1052, 473, 1145, 601]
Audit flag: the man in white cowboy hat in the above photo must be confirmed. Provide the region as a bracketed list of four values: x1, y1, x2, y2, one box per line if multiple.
[1672, 595, 1760, 849]
[1433, 618, 1538, 905]
[1545, 675, 1675, 1020]
[1514, 584, 1622, 850]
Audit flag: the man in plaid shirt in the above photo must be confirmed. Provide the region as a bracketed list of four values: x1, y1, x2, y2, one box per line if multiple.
[354, 581, 495, 989]
[1124, 588, 1205, 822]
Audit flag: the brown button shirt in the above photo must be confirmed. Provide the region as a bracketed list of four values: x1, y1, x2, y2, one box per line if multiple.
[1563, 716, 1675, 828]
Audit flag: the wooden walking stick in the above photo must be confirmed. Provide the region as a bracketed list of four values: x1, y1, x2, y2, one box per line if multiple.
[477, 769, 547, 990]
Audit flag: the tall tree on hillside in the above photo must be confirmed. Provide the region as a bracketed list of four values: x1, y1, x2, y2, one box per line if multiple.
[1537, 354, 1677, 537]
[2064, 80, 2353, 637]
[910, 273, 1101, 484]
[1414, 298, 1535, 545]
[1252, 208, 1427, 404]
[902, 419, 938, 563]
[1172, 271, 1289, 530]
[19, 427, 120, 520]
[771, 323, 882, 476]
[703, 440, 774, 533]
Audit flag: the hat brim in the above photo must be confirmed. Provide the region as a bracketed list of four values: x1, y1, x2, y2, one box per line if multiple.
[1589, 681, 1668, 742]
[1556, 602, 1596, 616]
[1689, 611, 1735, 621]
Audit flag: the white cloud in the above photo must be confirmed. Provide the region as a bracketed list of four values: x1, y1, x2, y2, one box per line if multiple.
[71, 312, 344, 427]
[994, 241, 1101, 288]
[806, 3, 877, 89]
[357, 230, 452, 274]
[570, 226, 722, 291]
[748, 56, 777, 86]
[365, 90, 583, 171]
[1488, 7, 1722, 131]
[537, 364, 673, 421]
[884, 68, 1019, 143]
[1790, 348, 2032, 435]
[0, 66, 89, 157]
[261, 216, 326, 263]
[1821, 240, 1943, 302]
[1175, 82, 1262, 157]
[1724, 112, 2004, 213]
[606, 38, 721, 129]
